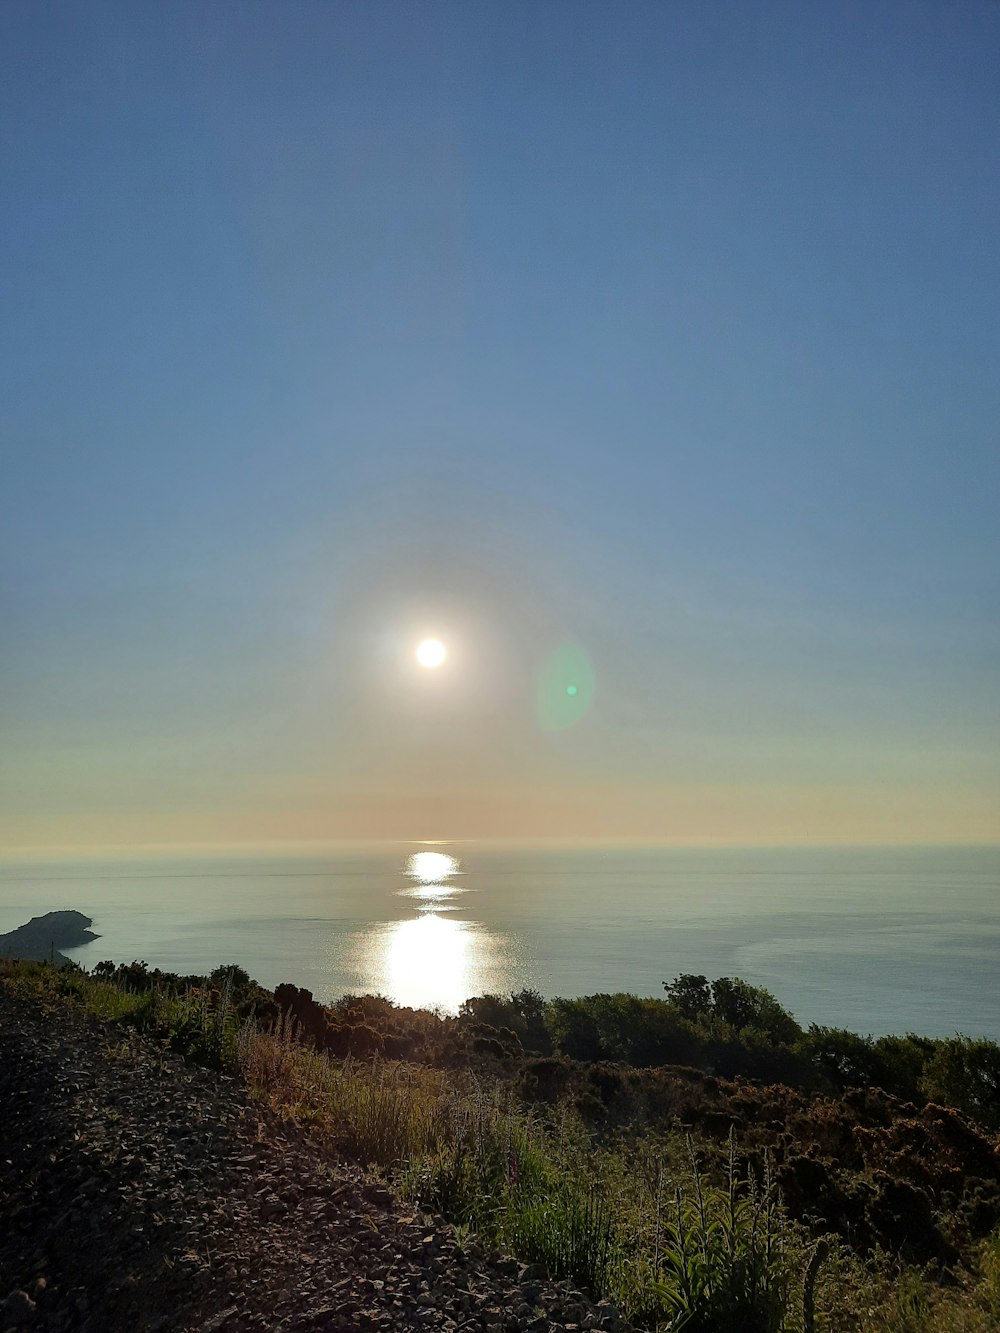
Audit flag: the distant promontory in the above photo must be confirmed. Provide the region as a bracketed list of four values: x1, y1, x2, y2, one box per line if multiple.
[0, 910, 99, 965]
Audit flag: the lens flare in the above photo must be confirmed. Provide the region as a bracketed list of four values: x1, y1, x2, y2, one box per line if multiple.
[536, 642, 595, 730]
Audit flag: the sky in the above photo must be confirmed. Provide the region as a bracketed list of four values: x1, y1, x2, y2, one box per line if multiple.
[2, 0, 998, 849]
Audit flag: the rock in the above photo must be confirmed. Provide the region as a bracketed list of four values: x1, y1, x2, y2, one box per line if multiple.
[3, 1290, 37, 1326]
[200, 1310, 239, 1331]
[364, 1184, 394, 1206]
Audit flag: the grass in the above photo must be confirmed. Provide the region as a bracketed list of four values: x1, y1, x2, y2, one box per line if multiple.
[638, 1140, 794, 1333]
[3, 957, 999, 1332]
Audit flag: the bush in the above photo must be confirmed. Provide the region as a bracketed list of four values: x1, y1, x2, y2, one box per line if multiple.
[664, 975, 802, 1047]
[921, 1037, 1000, 1131]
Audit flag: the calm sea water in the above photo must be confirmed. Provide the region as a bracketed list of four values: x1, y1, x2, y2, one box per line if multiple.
[1, 843, 997, 1039]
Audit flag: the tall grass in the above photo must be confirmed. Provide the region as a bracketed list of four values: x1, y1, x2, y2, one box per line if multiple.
[637, 1137, 792, 1333]
[238, 1011, 807, 1323]
[398, 1089, 618, 1293]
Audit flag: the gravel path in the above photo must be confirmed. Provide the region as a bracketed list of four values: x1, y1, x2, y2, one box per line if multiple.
[0, 987, 637, 1333]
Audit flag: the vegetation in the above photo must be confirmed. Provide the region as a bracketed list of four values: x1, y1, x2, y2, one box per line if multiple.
[3, 954, 1000, 1331]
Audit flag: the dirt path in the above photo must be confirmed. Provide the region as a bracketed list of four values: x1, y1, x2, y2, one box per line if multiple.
[0, 987, 633, 1333]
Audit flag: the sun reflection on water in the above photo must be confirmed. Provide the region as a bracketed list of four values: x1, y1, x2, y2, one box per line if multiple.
[407, 850, 459, 884]
[384, 912, 474, 1013]
[401, 850, 467, 912]
[345, 849, 517, 1013]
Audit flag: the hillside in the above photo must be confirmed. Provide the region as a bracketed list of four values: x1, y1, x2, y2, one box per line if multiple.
[2, 951, 999, 1332]
[0, 980, 633, 1333]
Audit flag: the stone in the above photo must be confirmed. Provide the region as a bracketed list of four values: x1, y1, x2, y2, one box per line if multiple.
[200, 1311, 239, 1332]
[3, 1290, 37, 1326]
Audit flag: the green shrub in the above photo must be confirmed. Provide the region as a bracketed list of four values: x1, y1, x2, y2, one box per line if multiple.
[921, 1036, 1000, 1130]
[643, 1140, 796, 1333]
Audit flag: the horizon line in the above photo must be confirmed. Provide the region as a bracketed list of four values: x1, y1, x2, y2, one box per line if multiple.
[2, 835, 999, 860]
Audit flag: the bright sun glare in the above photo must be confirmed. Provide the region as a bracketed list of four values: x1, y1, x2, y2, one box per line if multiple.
[416, 638, 447, 669]
[407, 850, 458, 884]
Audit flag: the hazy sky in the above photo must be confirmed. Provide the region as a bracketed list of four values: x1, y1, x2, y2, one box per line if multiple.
[2, 1, 998, 848]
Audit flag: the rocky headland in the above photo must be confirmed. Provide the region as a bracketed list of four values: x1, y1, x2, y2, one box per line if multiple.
[0, 912, 99, 967]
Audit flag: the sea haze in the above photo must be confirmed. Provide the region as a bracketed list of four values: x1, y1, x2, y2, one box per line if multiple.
[0, 844, 997, 1039]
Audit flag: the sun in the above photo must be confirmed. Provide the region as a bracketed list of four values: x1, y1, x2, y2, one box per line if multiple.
[416, 638, 447, 669]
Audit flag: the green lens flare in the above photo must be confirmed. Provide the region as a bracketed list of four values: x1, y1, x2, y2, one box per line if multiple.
[536, 643, 595, 731]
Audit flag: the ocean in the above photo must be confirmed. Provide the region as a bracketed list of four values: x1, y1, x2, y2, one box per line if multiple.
[1, 842, 997, 1039]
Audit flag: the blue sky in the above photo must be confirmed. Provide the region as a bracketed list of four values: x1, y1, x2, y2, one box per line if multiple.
[2, 1, 998, 846]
